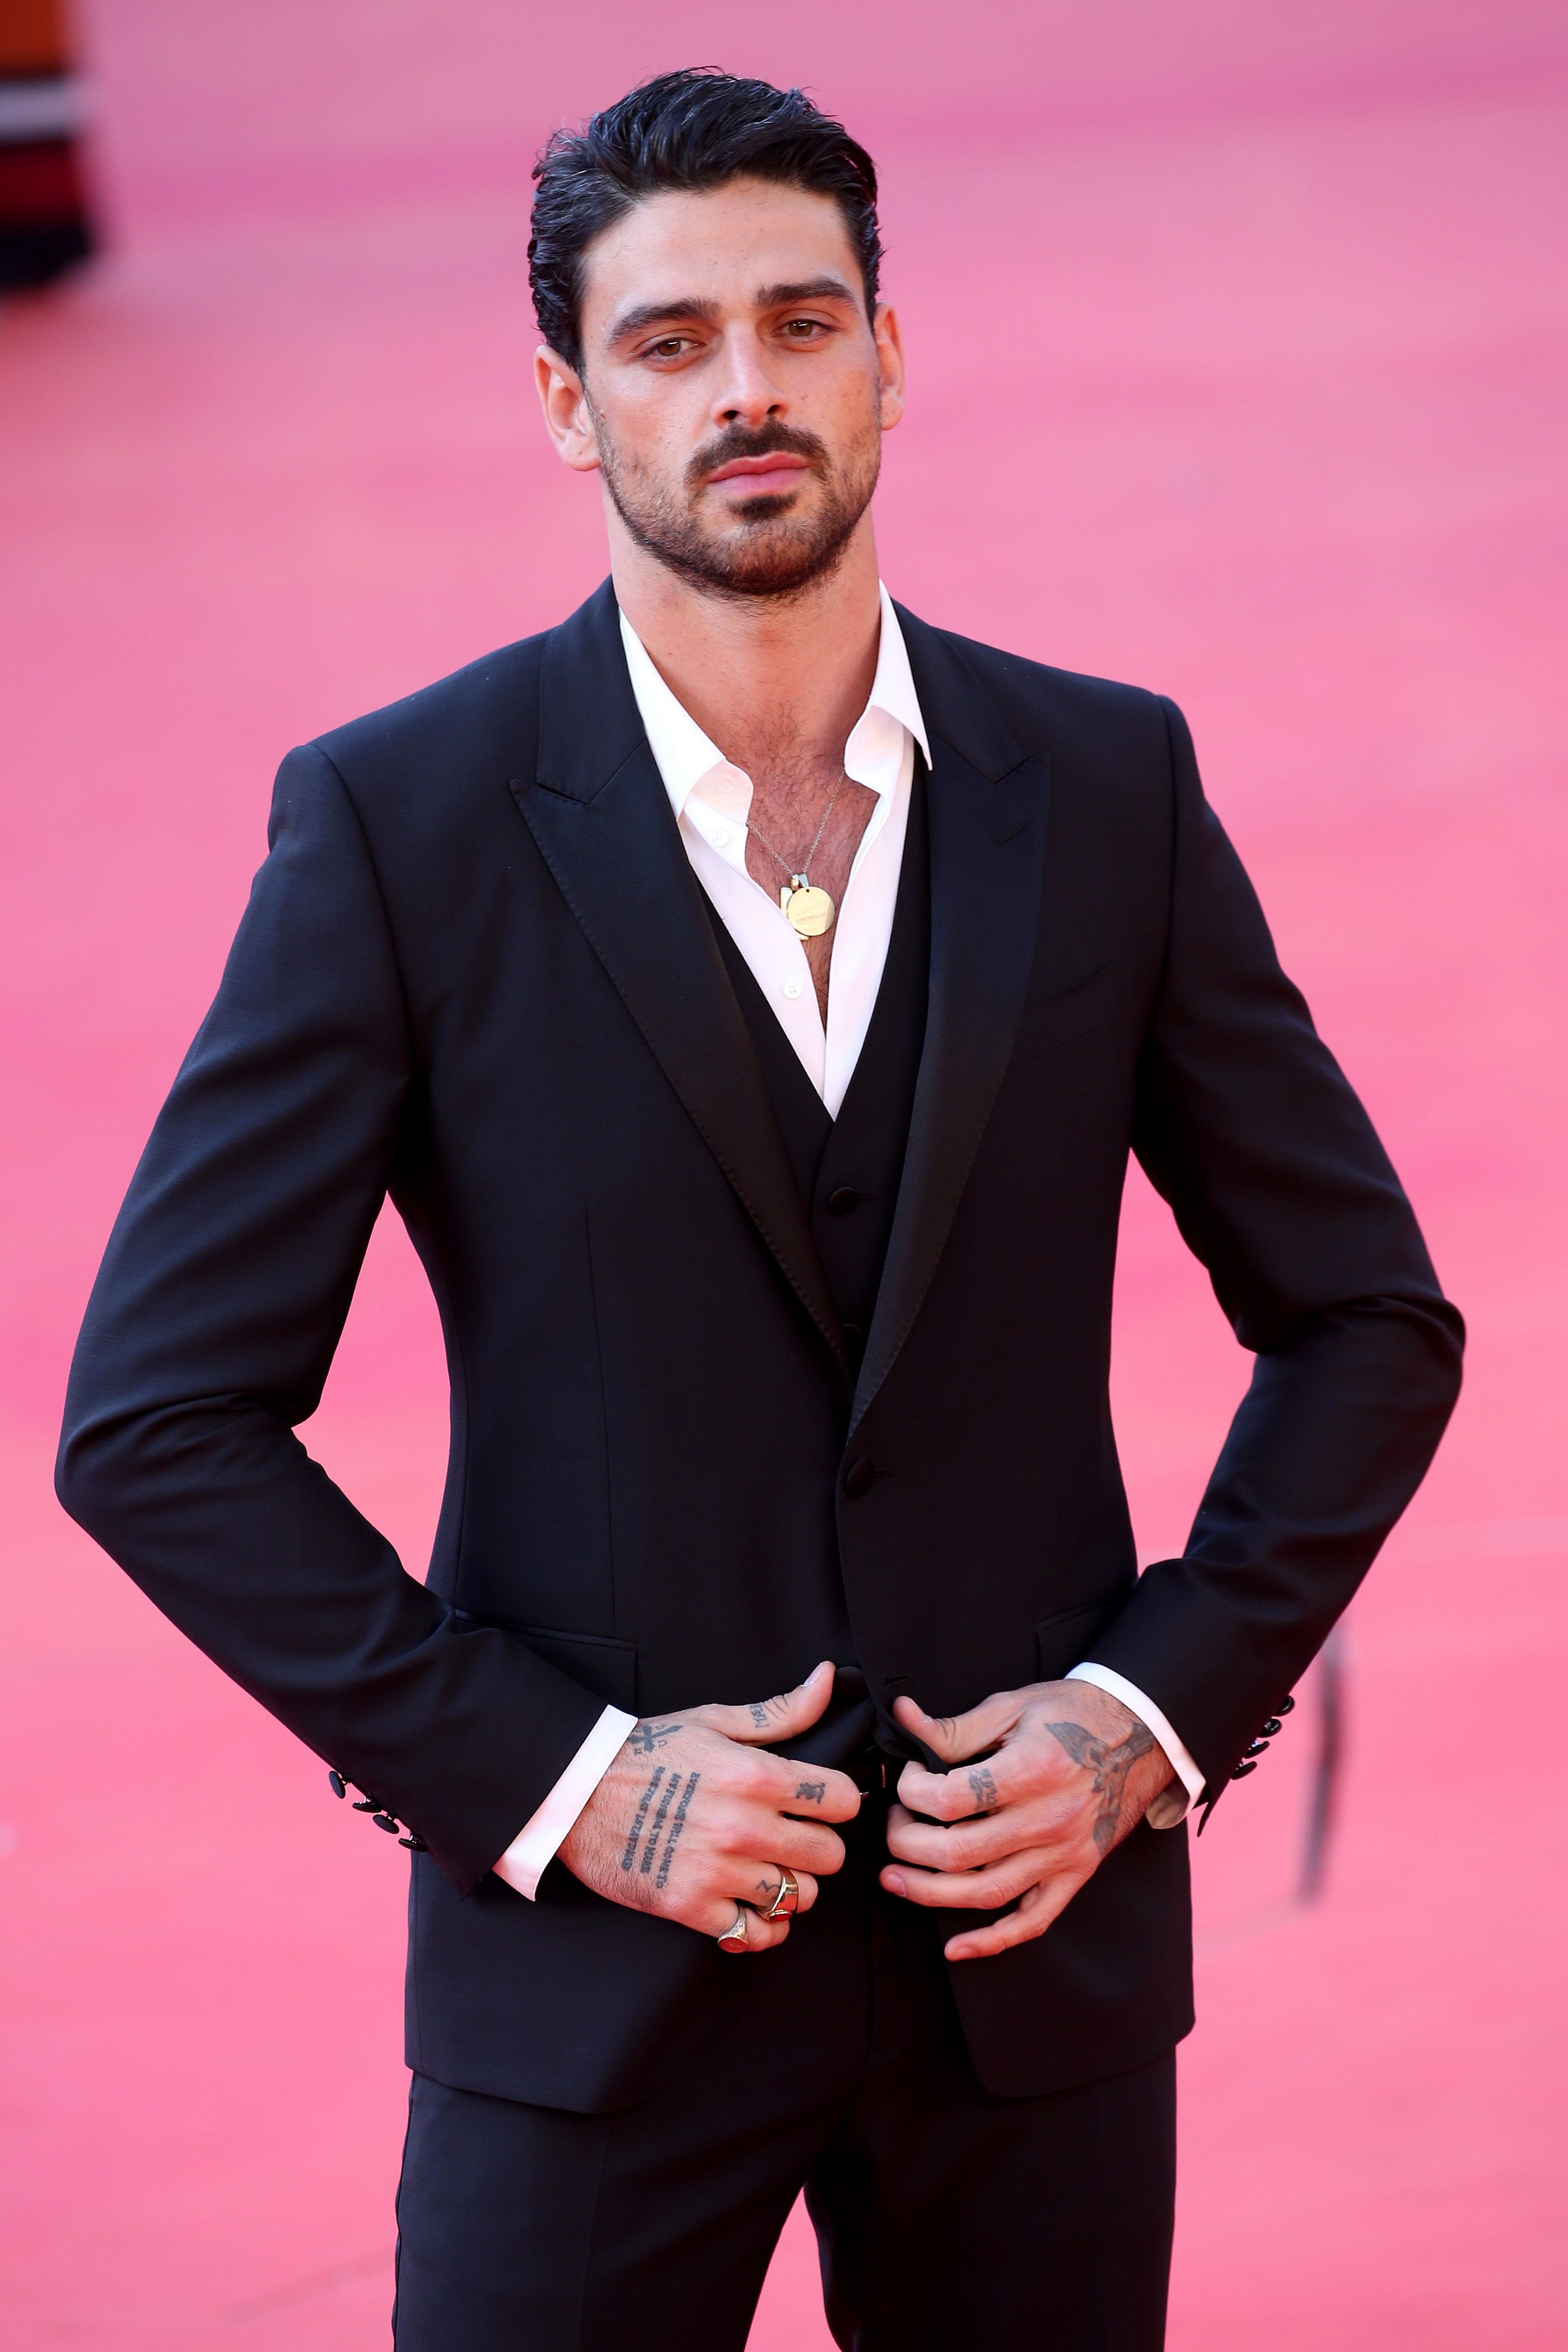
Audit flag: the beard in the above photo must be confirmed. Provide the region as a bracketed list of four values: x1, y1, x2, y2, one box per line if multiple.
[590, 409, 881, 603]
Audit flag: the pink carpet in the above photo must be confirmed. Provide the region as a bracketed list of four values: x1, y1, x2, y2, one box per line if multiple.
[2, 4, 1565, 2344]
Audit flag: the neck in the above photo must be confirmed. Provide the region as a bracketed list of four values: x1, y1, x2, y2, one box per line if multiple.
[606, 508, 884, 776]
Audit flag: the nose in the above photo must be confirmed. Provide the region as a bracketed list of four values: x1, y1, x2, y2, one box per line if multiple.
[712, 329, 786, 432]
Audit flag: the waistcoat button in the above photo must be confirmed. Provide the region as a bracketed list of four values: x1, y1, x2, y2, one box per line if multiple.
[843, 1458, 876, 1498]
[826, 1186, 860, 1214]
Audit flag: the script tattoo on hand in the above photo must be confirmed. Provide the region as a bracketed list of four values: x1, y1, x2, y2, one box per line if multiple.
[655, 1771, 698, 1891]
[619, 1762, 702, 1892]
[795, 1780, 826, 1803]
[638, 1771, 682, 1879]
[967, 1765, 1000, 1815]
[627, 1718, 683, 1754]
[1044, 1719, 1155, 1852]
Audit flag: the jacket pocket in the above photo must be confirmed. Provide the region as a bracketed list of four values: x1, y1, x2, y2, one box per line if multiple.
[1033, 1582, 1135, 1681]
[1009, 964, 1114, 1066]
[456, 1611, 639, 1712]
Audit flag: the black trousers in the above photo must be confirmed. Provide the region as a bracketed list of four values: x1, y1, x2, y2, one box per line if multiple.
[393, 1813, 1176, 2350]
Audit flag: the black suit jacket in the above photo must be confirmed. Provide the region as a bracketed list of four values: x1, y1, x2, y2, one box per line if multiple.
[57, 583, 1462, 2110]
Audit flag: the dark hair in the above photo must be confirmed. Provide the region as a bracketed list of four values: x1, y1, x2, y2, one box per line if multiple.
[529, 69, 882, 372]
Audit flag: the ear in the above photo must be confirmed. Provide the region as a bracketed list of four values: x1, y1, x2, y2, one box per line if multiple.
[873, 303, 906, 433]
[534, 345, 601, 474]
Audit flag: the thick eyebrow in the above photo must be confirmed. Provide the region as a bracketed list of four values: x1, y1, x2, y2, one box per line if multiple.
[605, 295, 722, 348]
[755, 276, 860, 310]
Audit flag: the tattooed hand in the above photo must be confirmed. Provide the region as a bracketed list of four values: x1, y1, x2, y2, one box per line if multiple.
[879, 1681, 1174, 1962]
[558, 1662, 860, 1954]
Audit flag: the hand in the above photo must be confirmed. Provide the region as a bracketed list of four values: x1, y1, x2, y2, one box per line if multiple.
[558, 1660, 861, 1953]
[880, 1681, 1174, 1961]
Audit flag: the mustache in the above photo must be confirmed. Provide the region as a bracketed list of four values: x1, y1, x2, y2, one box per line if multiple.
[685, 421, 829, 492]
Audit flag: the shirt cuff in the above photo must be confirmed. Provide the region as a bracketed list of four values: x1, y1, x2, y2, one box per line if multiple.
[492, 1705, 637, 1900]
[1066, 1662, 1205, 1828]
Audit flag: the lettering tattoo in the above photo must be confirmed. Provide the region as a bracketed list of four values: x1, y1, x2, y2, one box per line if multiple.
[748, 1690, 796, 1733]
[1044, 1719, 1156, 1853]
[654, 1770, 699, 1890]
[967, 1765, 1000, 1814]
[795, 1780, 826, 1803]
[619, 1765, 665, 1873]
[639, 1771, 682, 1877]
[627, 1719, 684, 1754]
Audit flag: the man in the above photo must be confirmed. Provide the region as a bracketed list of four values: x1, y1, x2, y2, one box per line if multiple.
[57, 68, 1463, 2352]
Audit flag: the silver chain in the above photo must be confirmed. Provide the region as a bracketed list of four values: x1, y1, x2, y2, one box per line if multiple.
[746, 773, 846, 887]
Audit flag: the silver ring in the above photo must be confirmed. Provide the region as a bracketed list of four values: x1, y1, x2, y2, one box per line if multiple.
[717, 1905, 750, 1948]
[763, 1868, 799, 1921]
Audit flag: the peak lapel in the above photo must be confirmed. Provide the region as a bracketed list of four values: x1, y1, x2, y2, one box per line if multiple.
[512, 585, 847, 1373]
[852, 611, 1051, 1433]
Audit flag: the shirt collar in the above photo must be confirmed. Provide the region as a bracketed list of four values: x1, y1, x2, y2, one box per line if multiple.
[618, 584, 930, 827]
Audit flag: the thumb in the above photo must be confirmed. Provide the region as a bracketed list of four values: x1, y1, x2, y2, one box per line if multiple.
[720, 1661, 838, 1746]
[893, 1690, 1019, 1763]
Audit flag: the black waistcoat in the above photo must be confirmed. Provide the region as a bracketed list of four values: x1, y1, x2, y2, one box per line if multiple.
[699, 765, 931, 1742]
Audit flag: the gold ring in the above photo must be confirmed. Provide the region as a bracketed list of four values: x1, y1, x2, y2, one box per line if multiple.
[717, 1905, 750, 1948]
[764, 1868, 799, 1921]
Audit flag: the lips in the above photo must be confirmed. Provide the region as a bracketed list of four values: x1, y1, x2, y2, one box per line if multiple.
[705, 452, 811, 491]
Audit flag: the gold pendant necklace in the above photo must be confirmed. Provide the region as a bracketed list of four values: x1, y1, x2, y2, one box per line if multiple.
[778, 878, 836, 938]
[749, 777, 844, 939]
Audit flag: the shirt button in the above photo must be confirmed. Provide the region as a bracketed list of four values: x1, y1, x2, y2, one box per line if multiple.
[782, 978, 802, 1001]
[711, 828, 730, 848]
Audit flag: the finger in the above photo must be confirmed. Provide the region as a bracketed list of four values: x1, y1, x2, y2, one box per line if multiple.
[706, 1663, 838, 1747]
[879, 1850, 1053, 1911]
[945, 1878, 1079, 1962]
[702, 1893, 792, 1955]
[893, 1689, 1021, 1765]
[892, 1758, 1001, 1823]
[755, 1816, 847, 1879]
[774, 1761, 863, 1825]
[698, 1776, 848, 1876]
[747, 1865, 819, 1918]
[885, 1801, 1056, 1875]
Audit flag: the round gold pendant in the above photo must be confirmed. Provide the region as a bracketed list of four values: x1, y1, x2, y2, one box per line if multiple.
[783, 884, 835, 939]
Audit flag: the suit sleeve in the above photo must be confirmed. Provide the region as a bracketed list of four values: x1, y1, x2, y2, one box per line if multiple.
[55, 744, 608, 1893]
[1085, 698, 1464, 1812]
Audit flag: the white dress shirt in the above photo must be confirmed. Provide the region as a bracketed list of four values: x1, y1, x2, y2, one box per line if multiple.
[494, 590, 1202, 1897]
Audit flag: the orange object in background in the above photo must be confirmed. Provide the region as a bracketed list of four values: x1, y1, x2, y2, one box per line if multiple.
[0, 0, 95, 290]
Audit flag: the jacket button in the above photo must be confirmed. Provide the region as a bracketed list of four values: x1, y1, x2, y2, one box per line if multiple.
[826, 1186, 860, 1214]
[1242, 1738, 1270, 1759]
[843, 1458, 876, 1498]
[328, 1769, 347, 1800]
[1230, 1758, 1259, 1781]
[1259, 1718, 1282, 1739]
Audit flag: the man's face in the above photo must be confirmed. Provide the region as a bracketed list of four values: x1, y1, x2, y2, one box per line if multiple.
[542, 178, 903, 600]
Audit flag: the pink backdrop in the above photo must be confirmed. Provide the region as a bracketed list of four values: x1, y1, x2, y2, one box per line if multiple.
[2, 3, 1566, 2344]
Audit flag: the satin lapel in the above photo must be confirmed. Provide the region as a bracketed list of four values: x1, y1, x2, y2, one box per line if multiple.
[512, 584, 847, 1373]
[851, 612, 1051, 1434]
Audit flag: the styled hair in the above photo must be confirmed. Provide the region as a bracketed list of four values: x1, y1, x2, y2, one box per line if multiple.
[529, 69, 882, 372]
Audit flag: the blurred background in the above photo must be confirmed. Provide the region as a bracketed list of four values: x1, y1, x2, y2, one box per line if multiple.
[2, 3, 1566, 2345]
